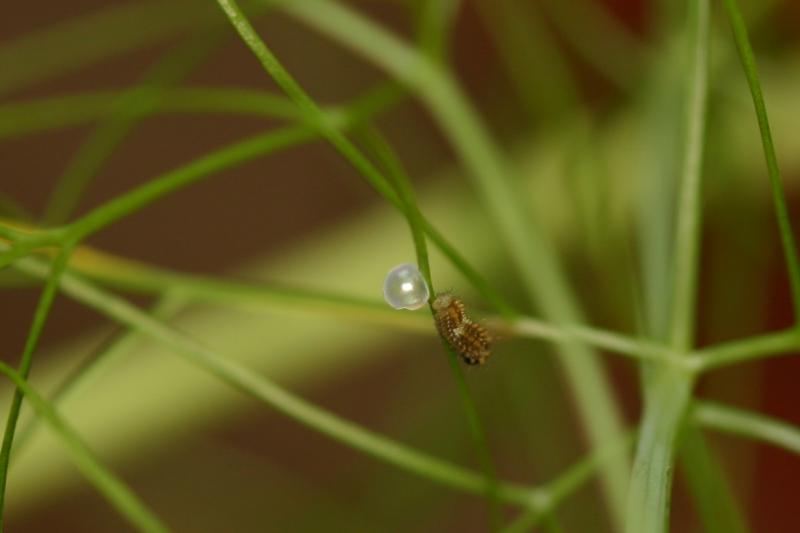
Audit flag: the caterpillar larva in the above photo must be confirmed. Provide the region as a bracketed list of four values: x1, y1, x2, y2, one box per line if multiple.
[432, 293, 492, 366]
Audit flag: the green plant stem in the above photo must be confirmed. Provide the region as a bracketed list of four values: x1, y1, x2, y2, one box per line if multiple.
[0, 362, 169, 533]
[27, 80, 506, 318]
[415, 0, 460, 64]
[13, 296, 185, 454]
[0, 244, 41, 271]
[538, 0, 646, 89]
[693, 401, 800, 455]
[627, 1, 710, 531]
[471, 0, 578, 121]
[79, 243, 800, 372]
[0, 87, 305, 140]
[43, 32, 224, 225]
[0, 245, 73, 528]
[80, 249, 680, 363]
[442, 343, 501, 528]
[0, 232, 65, 270]
[9, 250, 532, 509]
[211, 4, 500, 522]
[697, 328, 800, 370]
[63, 125, 314, 243]
[6, 239, 692, 367]
[357, 128, 433, 291]
[669, 0, 710, 352]
[357, 128, 503, 524]
[506, 317, 683, 365]
[0, 0, 219, 97]
[59, 81, 398, 243]
[721, 0, 800, 321]
[502, 431, 636, 533]
[679, 425, 748, 533]
[282, 2, 630, 526]
[18, 238, 796, 374]
[627, 369, 694, 533]
[11, 249, 644, 524]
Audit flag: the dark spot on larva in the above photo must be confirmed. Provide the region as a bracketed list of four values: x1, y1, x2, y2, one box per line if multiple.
[432, 292, 492, 366]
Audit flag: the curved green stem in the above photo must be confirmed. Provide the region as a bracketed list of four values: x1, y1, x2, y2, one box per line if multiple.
[43, 32, 223, 225]
[722, 0, 800, 321]
[10, 250, 532, 510]
[697, 328, 800, 371]
[627, 0, 710, 531]
[693, 401, 800, 456]
[0, 362, 169, 533]
[282, 2, 630, 526]
[212, 4, 502, 524]
[0, 245, 73, 528]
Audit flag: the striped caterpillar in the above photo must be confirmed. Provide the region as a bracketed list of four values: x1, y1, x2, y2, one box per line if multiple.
[432, 293, 492, 366]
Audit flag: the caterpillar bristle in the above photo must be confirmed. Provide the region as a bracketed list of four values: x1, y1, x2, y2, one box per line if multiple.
[432, 293, 492, 366]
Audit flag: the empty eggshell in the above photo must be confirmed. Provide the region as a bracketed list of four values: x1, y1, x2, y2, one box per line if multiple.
[383, 263, 429, 310]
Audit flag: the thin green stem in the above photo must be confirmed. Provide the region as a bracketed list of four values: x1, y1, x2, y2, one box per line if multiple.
[472, 0, 578, 121]
[502, 431, 636, 533]
[415, 0, 460, 64]
[627, 1, 710, 531]
[0, 245, 73, 528]
[693, 401, 800, 455]
[627, 369, 694, 533]
[0, 245, 37, 272]
[6, 241, 689, 367]
[0, 362, 169, 533]
[13, 295, 185, 454]
[697, 328, 800, 371]
[357, 127, 433, 292]
[282, 2, 631, 526]
[0, 87, 305, 140]
[12, 248, 648, 524]
[670, 0, 711, 352]
[60, 81, 398, 243]
[679, 425, 748, 533]
[43, 33, 223, 225]
[10, 251, 534, 509]
[42, 79, 505, 318]
[78, 247, 681, 363]
[212, 5, 501, 523]
[441, 342, 502, 529]
[0, 231, 65, 270]
[721, 0, 800, 321]
[505, 317, 683, 365]
[0, 0, 219, 97]
[539, 0, 646, 89]
[63, 125, 315, 243]
[216, 1, 508, 313]
[356, 132, 502, 522]
[71, 249, 430, 329]
[82, 242, 795, 373]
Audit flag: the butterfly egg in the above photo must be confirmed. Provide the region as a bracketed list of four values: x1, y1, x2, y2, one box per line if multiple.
[383, 263, 430, 310]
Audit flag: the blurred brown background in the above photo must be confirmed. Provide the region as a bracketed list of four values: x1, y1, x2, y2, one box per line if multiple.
[2, 1, 800, 531]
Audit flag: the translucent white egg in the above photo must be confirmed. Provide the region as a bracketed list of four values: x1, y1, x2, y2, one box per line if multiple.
[383, 263, 429, 310]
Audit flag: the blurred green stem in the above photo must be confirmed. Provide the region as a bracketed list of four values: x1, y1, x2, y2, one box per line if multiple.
[694, 401, 800, 455]
[213, 3, 503, 526]
[0, 245, 73, 529]
[13, 296, 185, 455]
[43, 33, 223, 225]
[283, 2, 631, 527]
[10, 249, 535, 508]
[0, 362, 169, 532]
[721, 0, 800, 321]
[627, 0, 709, 531]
